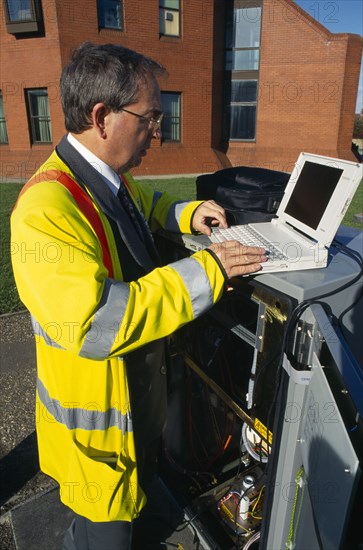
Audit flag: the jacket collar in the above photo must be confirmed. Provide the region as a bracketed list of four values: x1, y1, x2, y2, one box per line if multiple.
[56, 135, 159, 272]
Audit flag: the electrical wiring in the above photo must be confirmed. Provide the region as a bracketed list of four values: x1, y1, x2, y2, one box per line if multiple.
[163, 447, 217, 493]
[219, 346, 240, 405]
[286, 241, 362, 342]
[173, 510, 205, 542]
[217, 491, 250, 534]
[189, 382, 223, 468]
[234, 492, 264, 548]
[181, 314, 248, 409]
[241, 530, 260, 549]
[332, 239, 363, 334]
[184, 349, 237, 471]
[216, 471, 266, 542]
[284, 239, 361, 356]
[186, 370, 217, 468]
[250, 485, 265, 520]
[204, 394, 236, 469]
[333, 238, 363, 263]
[176, 310, 253, 476]
[338, 290, 363, 328]
[174, 512, 200, 530]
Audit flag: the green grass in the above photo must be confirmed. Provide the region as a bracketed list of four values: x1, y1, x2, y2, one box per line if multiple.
[1, 178, 362, 314]
[340, 180, 363, 229]
[139, 177, 196, 200]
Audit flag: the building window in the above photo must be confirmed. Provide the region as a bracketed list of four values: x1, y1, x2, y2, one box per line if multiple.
[224, 0, 262, 141]
[26, 89, 52, 144]
[98, 0, 123, 30]
[4, 0, 43, 34]
[0, 92, 9, 144]
[225, 49, 260, 71]
[228, 80, 258, 140]
[159, 0, 180, 37]
[225, 1, 261, 69]
[161, 93, 181, 142]
[228, 104, 256, 140]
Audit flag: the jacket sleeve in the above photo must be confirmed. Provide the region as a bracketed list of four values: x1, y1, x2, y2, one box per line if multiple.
[124, 172, 203, 234]
[10, 181, 226, 360]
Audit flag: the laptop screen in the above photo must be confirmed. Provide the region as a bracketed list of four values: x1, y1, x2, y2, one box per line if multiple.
[284, 161, 343, 230]
[277, 153, 362, 247]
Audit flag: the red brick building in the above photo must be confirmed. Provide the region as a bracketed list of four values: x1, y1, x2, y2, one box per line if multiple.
[0, 0, 362, 181]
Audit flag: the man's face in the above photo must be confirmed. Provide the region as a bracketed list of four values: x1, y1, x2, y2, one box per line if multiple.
[103, 76, 162, 174]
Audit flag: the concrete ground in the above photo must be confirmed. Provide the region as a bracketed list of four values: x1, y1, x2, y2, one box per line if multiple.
[0, 311, 206, 550]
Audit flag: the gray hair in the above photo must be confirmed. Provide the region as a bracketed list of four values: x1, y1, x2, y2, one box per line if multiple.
[60, 42, 166, 133]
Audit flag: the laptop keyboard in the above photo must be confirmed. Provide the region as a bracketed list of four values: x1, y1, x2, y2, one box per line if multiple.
[210, 225, 287, 261]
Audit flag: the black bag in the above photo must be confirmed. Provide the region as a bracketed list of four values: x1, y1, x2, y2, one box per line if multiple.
[196, 166, 290, 225]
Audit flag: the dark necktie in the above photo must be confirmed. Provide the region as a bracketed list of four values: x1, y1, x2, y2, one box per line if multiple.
[117, 176, 161, 266]
[117, 177, 145, 240]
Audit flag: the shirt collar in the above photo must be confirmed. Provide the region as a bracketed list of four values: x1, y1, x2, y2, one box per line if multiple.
[67, 133, 120, 196]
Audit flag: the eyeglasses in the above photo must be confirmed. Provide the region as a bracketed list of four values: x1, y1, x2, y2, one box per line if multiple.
[120, 107, 164, 132]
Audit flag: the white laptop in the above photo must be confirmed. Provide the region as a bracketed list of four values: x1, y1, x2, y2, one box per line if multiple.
[183, 152, 362, 274]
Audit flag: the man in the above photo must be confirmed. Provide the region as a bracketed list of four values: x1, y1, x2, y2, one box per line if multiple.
[10, 42, 266, 550]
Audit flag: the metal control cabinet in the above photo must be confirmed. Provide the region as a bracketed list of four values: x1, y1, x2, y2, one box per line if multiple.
[262, 303, 362, 550]
[156, 227, 363, 550]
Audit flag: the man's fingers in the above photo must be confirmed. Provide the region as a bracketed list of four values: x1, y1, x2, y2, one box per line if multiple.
[228, 262, 265, 278]
[203, 200, 226, 216]
[208, 241, 267, 279]
[192, 200, 229, 234]
[210, 240, 267, 259]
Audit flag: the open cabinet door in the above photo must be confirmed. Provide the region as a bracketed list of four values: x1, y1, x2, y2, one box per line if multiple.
[263, 304, 362, 550]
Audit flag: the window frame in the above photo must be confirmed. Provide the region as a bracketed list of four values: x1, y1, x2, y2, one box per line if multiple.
[223, 0, 262, 142]
[0, 92, 9, 145]
[226, 103, 257, 141]
[224, 78, 258, 141]
[25, 88, 53, 145]
[159, 0, 180, 37]
[97, 0, 123, 31]
[160, 92, 181, 143]
[3, 0, 43, 34]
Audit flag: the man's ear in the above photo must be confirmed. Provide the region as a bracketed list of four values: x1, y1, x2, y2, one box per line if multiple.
[91, 103, 109, 138]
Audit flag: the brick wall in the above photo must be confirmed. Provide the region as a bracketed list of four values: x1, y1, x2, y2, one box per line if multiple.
[0, 0, 362, 181]
[226, 0, 363, 171]
[0, 0, 64, 181]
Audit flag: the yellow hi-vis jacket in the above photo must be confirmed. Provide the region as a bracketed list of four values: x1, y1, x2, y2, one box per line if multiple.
[10, 141, 227, 523]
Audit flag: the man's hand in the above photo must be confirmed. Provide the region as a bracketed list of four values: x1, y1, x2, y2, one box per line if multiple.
[192, 200, 228, 236]
[208, 241, 267, 279]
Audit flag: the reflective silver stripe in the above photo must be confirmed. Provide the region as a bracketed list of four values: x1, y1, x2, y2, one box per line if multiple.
[168, 257, 214, 318]
[31, 315, 64, 350]
[165, 201, 190, 232]
[37, 377, 133, 432]
[80, 279, 130, 359]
